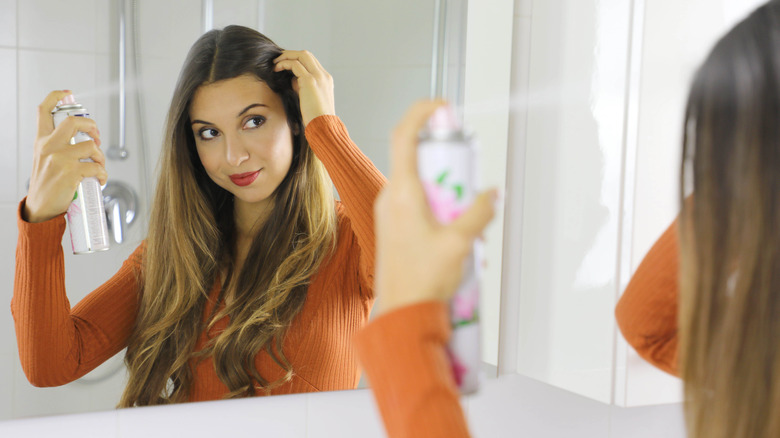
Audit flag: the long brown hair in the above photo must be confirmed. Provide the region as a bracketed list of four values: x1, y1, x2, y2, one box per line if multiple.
[119, 26, 337, 407]
[679, 2, 780, 436]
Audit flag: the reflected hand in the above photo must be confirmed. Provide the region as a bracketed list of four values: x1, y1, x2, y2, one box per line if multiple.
[273, 50, 335, 127]
[374, 100, 497, 315]
[24, 90, 106, 223]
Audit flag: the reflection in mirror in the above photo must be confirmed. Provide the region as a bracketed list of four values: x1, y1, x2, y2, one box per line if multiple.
[1, 0, 507, 421]
[499, 0, 770, 413]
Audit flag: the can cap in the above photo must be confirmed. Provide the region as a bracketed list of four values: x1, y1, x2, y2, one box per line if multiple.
[428, 105, 460, 133]
[61, 94, 77, 105]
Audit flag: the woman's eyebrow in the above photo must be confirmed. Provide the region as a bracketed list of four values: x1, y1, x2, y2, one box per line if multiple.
[190, 103, 269, 126]
[237, 103, 268, 117]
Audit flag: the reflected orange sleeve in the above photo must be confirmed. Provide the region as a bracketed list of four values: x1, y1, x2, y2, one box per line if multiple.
[615, 219, 681, 377]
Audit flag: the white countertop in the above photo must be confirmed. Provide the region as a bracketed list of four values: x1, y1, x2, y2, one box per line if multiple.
[0, 373, 685, 438]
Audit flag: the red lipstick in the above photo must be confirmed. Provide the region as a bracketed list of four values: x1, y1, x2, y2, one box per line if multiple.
[229, 170, 260, 187]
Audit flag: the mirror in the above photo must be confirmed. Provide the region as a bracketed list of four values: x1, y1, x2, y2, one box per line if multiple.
[499, 0, 768, 411]
[1, 0, 506, 420]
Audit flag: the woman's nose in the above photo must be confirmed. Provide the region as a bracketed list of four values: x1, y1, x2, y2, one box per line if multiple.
[224, 135, 249, 167]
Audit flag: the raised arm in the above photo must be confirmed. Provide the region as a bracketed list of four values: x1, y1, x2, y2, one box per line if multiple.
[615, 218, 680, 376]
[305, 116, 386, 288]
[274, 50, 386, 296]
[11, 200, 143, 386]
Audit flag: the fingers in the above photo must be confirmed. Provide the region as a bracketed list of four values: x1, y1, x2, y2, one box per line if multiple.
[70, 140, 106, 166]
[273, 50, 325, 75]
[449, 189, 498, 240]
[37, 90, 72, 137]
[273, 59, 311, 81]
[49, 116, 101, 149]
[390, 100, 447, 180]
[80, 161, 108, 185]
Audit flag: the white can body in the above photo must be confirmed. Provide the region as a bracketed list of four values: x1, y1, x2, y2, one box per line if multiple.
[52, 104, 110, 254]
[418, 130, 481, 394]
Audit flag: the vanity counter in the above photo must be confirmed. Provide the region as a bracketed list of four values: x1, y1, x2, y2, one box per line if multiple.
[0, 373, 684, 437]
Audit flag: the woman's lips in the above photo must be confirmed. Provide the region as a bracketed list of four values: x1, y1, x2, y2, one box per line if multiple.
[229, 170, 261, 187]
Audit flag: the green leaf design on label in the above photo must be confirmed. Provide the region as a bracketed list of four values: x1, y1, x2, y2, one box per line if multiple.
[453, 184, 464, 200]
[436, 170, 449, 185]
[72, 191, 78, 201]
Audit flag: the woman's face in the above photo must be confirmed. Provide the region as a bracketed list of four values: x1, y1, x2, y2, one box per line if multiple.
[189, 73, 294, 211]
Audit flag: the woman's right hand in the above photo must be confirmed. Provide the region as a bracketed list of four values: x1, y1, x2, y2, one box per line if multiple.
[24, 90, 106, 223]
[374, 101, 497, 315]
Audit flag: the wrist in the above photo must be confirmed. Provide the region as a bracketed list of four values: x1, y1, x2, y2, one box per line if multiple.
[376, 284, 448, 316]
[22, 200, 54, 223]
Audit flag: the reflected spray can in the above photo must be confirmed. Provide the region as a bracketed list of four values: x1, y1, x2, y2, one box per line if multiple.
[51, 95, 110, 254]
[418, 106, 481, 394]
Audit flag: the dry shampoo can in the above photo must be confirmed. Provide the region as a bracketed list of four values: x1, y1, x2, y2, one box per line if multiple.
[51, 95, 110, 254]
[418, 106, 481, 394]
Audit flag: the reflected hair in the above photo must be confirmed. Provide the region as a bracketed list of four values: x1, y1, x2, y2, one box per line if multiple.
[119, 25, 336, 407]
[679, 1, 780, 437]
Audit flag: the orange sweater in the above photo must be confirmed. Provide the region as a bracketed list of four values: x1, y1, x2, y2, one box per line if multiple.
[355, 301, 471, 438]
[615, 219, 680, 376]
[11, 115, 386, 399]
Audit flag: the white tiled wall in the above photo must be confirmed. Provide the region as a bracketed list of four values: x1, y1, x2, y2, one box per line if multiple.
[0, 0, 18, 423]
[7, 0, 144, 421]
[0, 0, 16, 47]
[17, 0, 100, 52]
[0, 49, 17, 203]
[0, 206, 18, 422]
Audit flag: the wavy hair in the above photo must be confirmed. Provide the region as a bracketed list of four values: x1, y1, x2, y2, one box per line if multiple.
[119, 25, 337, 407]
[679, 2, 780, 436]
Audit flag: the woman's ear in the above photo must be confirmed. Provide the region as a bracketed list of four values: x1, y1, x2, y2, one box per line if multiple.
[292, 122, 301, 136]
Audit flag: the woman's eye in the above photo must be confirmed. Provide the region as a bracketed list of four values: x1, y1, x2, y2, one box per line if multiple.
[243, 116, 266, 129]
[199, 128, 219, 140]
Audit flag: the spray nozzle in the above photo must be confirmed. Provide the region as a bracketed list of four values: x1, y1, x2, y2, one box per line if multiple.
[428, 105, 460, 132]
[60, 94, 77, 105]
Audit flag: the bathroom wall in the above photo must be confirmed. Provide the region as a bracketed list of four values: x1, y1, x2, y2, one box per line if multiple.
[1, 0, 144, 420]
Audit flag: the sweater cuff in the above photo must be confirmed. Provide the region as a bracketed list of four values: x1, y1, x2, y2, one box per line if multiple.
[354, 300, 451, 375]
[17, 197, 67, 259]
[362, 301, 451, 342]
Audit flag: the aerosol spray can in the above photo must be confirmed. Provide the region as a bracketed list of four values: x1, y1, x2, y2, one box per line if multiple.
[418, 106, 481, 394]
[52, 95, 110, 254]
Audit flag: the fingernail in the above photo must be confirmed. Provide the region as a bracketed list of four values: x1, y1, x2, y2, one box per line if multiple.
[491, 189, 502, 208]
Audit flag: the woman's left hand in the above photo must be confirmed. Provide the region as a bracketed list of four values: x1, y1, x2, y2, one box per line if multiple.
[273, 50, 335, 127]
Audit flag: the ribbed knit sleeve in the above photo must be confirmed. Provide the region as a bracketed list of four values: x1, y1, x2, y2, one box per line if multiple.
[11, 198, 144, 387]
[615, 218, 680, 377]
[305, 115, 386, 297]
[355, 301, 470, 438]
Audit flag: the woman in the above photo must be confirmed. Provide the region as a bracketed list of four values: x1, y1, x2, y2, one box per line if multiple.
[616, 2, 780, 437]
[13, 25, 384, 406]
